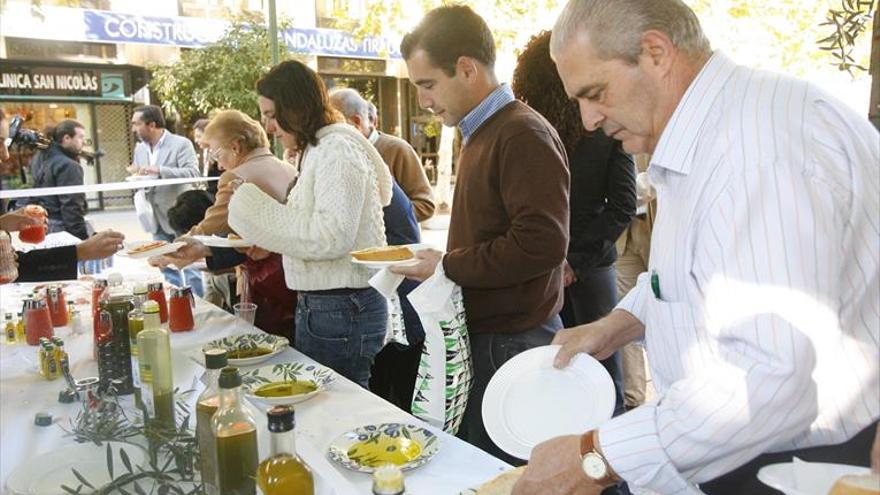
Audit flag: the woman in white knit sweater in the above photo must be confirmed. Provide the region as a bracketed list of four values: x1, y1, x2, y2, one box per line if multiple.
[227, 60, 392, 389]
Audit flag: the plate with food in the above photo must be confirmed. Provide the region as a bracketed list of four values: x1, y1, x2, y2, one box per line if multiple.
[240, 361, 336, 405]
[350, 244, 430, 269]
[121, 240, 187, 259]
[328, 423, 439, 473]
[189, 234, 253, 248]
[201, 333, 289, 367]
[757, 458, 874, 495]
[459, 466, 527, 495]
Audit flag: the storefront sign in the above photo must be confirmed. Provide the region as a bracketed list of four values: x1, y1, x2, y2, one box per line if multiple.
[1, 5, 401, 59]
[282, 28, 401, 59]
[83, 10, 227, 48]
[0, 63, 131, 98]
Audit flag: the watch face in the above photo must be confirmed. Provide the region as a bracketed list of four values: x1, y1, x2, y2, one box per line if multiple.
[582, 453, 608, 480]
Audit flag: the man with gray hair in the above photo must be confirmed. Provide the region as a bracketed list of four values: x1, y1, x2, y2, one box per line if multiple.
[514, 0, 879, 494]
[329, 88, 436, 222]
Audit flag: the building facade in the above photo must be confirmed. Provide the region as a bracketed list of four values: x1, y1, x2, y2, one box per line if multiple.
[0, 0, 440, 208]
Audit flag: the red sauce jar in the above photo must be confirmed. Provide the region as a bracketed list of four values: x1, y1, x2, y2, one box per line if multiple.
[24, 298, 54, 345]
[91, 278, 108, 316]
[46, 285, 68, 327]
[168, 286, 194, 332]
[18, 205, 48, 244]
[147, 282, 168, 324]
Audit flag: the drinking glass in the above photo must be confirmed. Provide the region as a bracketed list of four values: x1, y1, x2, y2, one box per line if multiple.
[233, 302, 257, 330]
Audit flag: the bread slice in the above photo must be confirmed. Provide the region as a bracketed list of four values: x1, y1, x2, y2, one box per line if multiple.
[127, 240, 167, 255]
[351, 245, 414, 262]
[477, 467, 527, 495]
[828, 473, 880, 495]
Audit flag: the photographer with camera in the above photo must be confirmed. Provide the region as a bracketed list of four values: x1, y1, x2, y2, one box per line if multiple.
[0, 109, 125, 282]
[28, 119, 89, 240]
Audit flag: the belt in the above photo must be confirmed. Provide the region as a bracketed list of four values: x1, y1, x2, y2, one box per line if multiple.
[302, 287, 364, 296]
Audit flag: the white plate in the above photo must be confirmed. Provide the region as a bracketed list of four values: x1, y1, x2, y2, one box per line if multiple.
[189, 234, 253, 248]
[120, 241, 187, 259]
[241, 360, 336, 405]
[350, 243, 431, 269]
[202, 333, 289, 367]
[757, 461, 871, 495]
[5, 441, 148, 495]
[482, 344, 615, 460]
[124, 174, 158, 182]
[327, 423, 439, 473]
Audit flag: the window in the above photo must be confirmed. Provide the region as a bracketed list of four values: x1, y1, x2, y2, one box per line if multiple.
[315, 0, 366, 30]
[5, 38, 117, 62]
[16, 0, 111, 9]
[177, 0, 264, 18]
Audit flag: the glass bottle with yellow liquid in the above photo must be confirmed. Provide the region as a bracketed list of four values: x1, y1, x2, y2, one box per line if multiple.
[128, 284, 148, 411]
[257, 405, 314, 495]
[212, 367, 258, 495]
[137, 300, 175, 430]
[196, 348, 227, 495]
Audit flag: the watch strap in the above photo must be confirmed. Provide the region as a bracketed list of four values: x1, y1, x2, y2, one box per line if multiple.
[580, 430, 620, 486]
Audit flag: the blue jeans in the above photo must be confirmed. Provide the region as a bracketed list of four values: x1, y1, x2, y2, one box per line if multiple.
[295, 288, 387, 389]
[153, 231, 204, 297]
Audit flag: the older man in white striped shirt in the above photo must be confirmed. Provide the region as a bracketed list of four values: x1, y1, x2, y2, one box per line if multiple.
[513, 1, 880, 494]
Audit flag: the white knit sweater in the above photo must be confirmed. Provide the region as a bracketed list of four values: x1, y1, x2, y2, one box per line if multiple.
[227, 123, 393, 291]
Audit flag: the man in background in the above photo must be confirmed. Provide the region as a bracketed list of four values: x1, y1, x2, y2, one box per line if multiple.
[130, 105, 203, 295]
[329, 87, 426, 412]
[30, 119, 89, 240]
[330, 88, 436, 222]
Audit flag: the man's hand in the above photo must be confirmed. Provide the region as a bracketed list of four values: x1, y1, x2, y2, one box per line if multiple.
[563, 260, 577, 288]
[552, 310, 644, 368]
[150, 238, 210, 269]
[138, 167, 160, 176]
[0, 208, 43, 232]
[390, 248, 442, 282]
[76, 230, 125, 261]
[245, 246, 271, 261]
[512, 435, 600, 495]
[126, 164, 139, 175]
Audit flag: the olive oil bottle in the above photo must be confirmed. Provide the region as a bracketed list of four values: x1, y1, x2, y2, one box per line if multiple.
[212, 367, 258, 495]
[4, 312, 15, 344]
[256, 406, 314, 495]
[128, 284, 148, 410]
[137, 300, 175, 429]
[196, 349, 227, 494]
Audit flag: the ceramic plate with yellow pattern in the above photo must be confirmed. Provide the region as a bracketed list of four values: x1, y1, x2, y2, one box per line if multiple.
[327, 423, 439, 473]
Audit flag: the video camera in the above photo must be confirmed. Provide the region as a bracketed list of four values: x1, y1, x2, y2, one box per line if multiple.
[8, 115, 104, 164]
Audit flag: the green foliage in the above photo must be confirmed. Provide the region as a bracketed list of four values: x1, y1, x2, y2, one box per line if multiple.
[150, 13, 294, 124]
[60, 387, 204, 495]
[818, 0, 876, 74]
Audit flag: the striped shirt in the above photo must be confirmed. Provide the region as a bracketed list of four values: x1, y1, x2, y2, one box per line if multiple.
[602, 52, 880, 494]
[458, 83, 515, 142]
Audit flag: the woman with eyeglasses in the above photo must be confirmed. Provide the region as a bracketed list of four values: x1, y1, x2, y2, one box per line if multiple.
[151, 109, 299, 337]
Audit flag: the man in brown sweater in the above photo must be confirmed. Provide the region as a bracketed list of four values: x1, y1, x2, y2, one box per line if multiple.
[329, 88, 436, 222]
[393, 5, 570, 462]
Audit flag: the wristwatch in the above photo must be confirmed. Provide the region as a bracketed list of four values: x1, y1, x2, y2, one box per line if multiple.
[579, 430, 619, 487]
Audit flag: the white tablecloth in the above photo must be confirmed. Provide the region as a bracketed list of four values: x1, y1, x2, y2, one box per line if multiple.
[0, 282, 509, 494]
